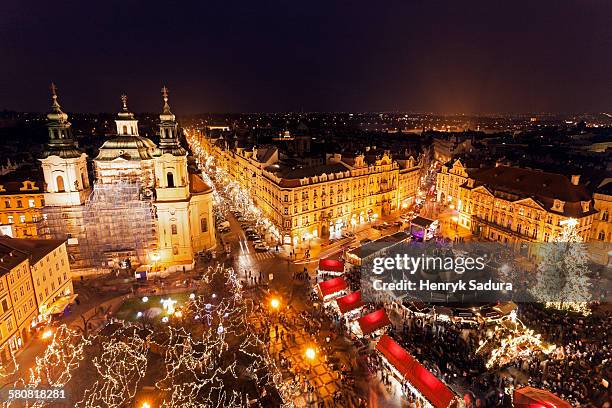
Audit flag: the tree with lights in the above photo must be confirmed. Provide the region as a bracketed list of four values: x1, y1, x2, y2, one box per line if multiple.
[531, 218, 592, 315]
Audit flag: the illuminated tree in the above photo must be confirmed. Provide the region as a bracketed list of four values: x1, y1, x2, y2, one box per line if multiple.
[531, 218, 592, 315]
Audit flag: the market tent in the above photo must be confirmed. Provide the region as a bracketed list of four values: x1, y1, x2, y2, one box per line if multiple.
[318, 277, 348, 298]
[357, 308, 391, 336]
[376, 335, 457, 408]
[318, 259, 345, 273]
[336, 291, 364, 315]
[46, 294, 79, 315]
[513, 386, 572, 408]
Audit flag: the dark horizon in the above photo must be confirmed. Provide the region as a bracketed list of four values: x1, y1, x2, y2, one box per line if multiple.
[1, 0, 611, 115]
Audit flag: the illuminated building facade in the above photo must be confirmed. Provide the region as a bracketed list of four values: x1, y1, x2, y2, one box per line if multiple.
[39, 86, 215, 271]
[194, 133, 421, 246]
[590, 181, 612, 265]
[438, 164, 597, 250]
[0, 237, 72, 362]
[0, 173, 45, 238]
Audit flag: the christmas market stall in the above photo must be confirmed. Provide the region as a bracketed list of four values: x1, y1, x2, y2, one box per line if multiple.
[409, 216, 439, 241]
[513, 386, 572, 408]
[316, 258, 345, 281]
[352, 308, 391, 337]
[335, 290, 365, 319]
[376, 334, 459, 408]
[317, 277, 348, 303]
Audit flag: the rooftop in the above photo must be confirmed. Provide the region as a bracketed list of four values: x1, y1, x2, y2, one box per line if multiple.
[0, 237, 65, 265]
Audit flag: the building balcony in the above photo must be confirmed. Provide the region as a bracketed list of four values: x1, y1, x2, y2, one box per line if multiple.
[472, 215, 537, 242]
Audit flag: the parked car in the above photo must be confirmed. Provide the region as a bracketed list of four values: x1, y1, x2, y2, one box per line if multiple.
[342, 231, 355, 238]
[218, 220, 230, 229]
[247, 234, 260, 241]
[219, 226, 231, 233]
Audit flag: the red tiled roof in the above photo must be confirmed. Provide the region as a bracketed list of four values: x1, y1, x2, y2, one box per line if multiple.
[318, 259, 345, 273]
[465, 166, 595, 217]
[376, 335, 457, 408]
[513, 387, 572, 408]
[336, 291, 364, 314]
[189, 173, 212, 194]
[357, 308, 391, 335]
[317, 277, 347, 297]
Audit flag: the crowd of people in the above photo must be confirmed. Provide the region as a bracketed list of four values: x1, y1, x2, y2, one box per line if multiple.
[519, 304, 611, 406]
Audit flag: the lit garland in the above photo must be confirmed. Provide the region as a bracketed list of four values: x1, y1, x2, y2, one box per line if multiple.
[9, 325, 90, 408]
[5, 265, 287, 408]
[188, 136, 281, 241]
[477, 320, 556, 369]
[76, 324, 149, 408]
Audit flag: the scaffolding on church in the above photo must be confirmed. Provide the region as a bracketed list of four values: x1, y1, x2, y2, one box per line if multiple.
[41, 181, 158, 270]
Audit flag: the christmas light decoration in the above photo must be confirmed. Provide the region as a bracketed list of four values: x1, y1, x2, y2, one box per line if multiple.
[530, 217, 592, 315]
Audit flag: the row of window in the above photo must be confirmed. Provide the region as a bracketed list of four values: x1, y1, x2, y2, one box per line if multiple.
[3, 198, 42, 209]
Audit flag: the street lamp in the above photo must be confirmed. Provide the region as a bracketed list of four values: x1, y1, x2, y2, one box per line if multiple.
[305, 347, 316, 361]
[149, 252, 160, 271]
[270, 297, 281, 310]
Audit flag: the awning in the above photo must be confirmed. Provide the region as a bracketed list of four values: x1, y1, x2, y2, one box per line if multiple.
[336, 291, 364, 314]
[46, 294, 78, 315]
[318, 277, 348, 297]
[376, 335, 457, 408]
[513, 386, 572, 408]
[318, 259, 345, 273]
[357, 308, 391, 336]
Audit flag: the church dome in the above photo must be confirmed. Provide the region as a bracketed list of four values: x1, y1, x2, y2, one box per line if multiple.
[95, 135, 157, 161]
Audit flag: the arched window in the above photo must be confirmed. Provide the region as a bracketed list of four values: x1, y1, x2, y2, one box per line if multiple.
[599, 230, 606, 241]
[122, 125, 128, 135]
[56, 175, 65, 192]
[167, 172, 175, 188]
[602, 210, 609, 222]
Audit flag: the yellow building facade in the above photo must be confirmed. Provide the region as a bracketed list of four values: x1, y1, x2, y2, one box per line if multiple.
[590, 181, 612, 265]
[0, 237, 72, 363]
[437, 164, 597, 252]
[0, 177, 45, 238]
[193, 132, 422, 246]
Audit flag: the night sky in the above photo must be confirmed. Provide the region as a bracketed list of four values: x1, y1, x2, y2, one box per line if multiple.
[1, 0, 611, 114]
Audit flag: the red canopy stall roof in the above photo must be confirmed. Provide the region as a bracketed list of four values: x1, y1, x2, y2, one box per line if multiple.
[513, 387, 572, 408]
[317, 277, 348, 297]
[376, 335, 457, 408]
[336, 291, 364, 314]
[318, 259, 345, 273]
[357, 308, 391, 336]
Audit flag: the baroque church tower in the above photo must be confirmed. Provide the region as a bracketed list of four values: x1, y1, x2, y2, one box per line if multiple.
[39, 83, 90, 206]
[153, 87, 215, 265]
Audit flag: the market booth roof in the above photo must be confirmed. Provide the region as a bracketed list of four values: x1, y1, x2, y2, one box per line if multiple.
[336, 291, 364, 314]
[318, 277, 348, 297]
[318, 259, 345, 273]
[376, 335, 457, 408]
[513, 386, 572, 408]
[357, 308, 391, 335]
[46, 294, 78, 316]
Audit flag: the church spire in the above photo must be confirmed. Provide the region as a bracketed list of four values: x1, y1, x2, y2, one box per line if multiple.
[42, 83, 82, 159]
[162, 86, 173, 115]
[156, 86, 186, 156]
[117, 93, 135, 120]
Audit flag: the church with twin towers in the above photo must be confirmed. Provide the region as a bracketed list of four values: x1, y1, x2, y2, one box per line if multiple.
[39, 85, 216, 273]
